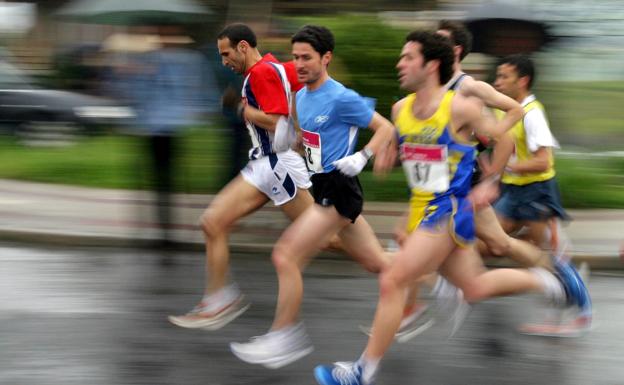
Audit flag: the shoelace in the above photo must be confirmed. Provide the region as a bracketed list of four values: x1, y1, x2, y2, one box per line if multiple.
[332, 361, 362, 385]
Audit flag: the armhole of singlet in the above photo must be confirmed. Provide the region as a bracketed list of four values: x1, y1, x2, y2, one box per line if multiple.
[447, 91, 478, 146]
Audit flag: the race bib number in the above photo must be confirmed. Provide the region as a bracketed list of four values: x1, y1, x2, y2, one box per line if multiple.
[302, 129, 323, 173]
[400, 143, 449, 192]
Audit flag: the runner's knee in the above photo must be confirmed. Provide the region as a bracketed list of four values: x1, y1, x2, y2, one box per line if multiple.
[460, 280, 488, 303]
[359, 251, 385, 274]
[379, 270, 405, 299]
[200, 209, 228, 239]
[271, 246, 297, 273]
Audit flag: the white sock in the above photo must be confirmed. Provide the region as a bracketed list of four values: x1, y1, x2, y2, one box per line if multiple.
[530, 267, 565, 303]
[272, 322, 302, 335]
[432, 276, 459, 299]
[202, 283, 240, 312]
[358, 354, 380, 384]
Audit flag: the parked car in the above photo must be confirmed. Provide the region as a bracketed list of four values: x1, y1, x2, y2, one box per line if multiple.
[0, 60, 134, 145]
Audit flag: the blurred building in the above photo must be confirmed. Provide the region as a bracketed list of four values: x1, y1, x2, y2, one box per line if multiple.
[3, 1, 624, 84]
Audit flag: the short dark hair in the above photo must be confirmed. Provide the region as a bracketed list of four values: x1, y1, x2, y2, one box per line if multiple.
[437, 20, 473, 61]
[405, 30, 455, 85]
[499, 54, 535, 89]
[291, 25, 334, 56]
[217, 23, 257, 48]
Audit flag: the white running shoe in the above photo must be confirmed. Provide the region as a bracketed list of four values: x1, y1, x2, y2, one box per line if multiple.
[359, 303, 435, 343]
[230, 323, 314, 369]
[168, 294, 250, 330]
[430, 279, 471, 338]
[447, 300, 471, 339]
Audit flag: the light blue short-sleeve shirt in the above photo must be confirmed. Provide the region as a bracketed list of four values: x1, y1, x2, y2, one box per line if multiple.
[296, 78, 374, 173]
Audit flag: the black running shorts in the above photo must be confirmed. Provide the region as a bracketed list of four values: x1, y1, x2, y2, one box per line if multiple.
[310, 170, 363, 223]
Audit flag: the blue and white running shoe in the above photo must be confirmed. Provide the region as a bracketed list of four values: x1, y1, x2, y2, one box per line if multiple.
[314, 361, 369, 385]
[554, 260, 592, 316]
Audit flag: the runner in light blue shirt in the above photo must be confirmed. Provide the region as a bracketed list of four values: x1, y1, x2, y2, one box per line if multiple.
[296, 78, 375, 173]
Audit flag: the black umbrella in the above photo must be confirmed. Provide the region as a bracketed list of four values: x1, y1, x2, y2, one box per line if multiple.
[464, 1, 556, 56]
[55, 0, 212, 25]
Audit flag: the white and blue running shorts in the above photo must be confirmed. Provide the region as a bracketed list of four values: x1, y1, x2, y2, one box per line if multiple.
[240, 149, 312, 206]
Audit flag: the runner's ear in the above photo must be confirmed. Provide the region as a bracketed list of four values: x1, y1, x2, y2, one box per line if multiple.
[322, 51, 332, 67]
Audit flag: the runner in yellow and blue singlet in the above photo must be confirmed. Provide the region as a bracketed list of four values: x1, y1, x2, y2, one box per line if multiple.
[396, 90, 477, 245]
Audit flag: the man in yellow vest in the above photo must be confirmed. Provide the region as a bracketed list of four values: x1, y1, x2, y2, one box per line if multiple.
[493, 54, 592, 335]
[493, 55, 566, 251]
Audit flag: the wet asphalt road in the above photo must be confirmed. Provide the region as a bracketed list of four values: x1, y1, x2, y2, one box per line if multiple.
[1, 243, 623, 385]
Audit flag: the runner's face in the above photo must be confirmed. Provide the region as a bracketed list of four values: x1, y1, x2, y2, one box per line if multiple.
[218, 37, 246, 74]
[292, 42, 328, 85]
[494, 63, 520, 99]
[396, 41, 428, 91]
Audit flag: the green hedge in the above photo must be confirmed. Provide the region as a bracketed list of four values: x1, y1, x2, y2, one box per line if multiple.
[286, 14, 408, 118]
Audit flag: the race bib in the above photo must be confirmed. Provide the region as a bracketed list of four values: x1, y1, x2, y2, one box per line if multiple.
[400, 143, 449, 192]
[302, 129, 323, 173]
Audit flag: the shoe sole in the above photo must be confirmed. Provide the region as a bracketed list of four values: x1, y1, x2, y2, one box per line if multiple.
[359, 318, 435, 343]
[168, 302, 250, 330]
[519, 315, 595, 338]
[229, 343, 314, 369]
[395, 318, 436, 343]
[358, 324, 373, 337]
[447, 303, 472, 339]
[262, 345, 315, 369]
[200, 302, 251, 330]
[518, 325, 592, 338]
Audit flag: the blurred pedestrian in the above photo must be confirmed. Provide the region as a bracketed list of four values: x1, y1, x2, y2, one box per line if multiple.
[124, 25, 209, 247]
[103, 26, 209, 247]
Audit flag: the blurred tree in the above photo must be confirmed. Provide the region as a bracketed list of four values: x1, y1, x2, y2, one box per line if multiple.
[313, 15, 408, 118]
[272, 0, 437, 14]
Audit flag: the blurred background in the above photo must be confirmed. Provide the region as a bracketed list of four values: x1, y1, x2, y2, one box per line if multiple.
[1, 3, 623, 384]
[0, 0, 622, 214]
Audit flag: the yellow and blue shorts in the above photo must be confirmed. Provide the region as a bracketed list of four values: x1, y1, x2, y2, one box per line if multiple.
[406, 195, 475, 247]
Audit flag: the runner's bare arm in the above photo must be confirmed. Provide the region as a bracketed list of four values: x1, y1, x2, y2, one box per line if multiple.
[480, 131, 514, 179]
[367, 112, 397, 173]
[507, 146, 552, 174]
[290, 91, 299, 128]
[243, 104, 284, 131]
[372, 98, 406, 171]
[454, 95, 498, 141]
[290, 93, 304, 152]
[461, 78, 524, 138]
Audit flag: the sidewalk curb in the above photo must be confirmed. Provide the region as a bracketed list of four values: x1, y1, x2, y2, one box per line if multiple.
[2, 228, 621, 270]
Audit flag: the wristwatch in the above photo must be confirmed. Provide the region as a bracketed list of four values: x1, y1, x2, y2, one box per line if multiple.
[361, 147, 374, 160]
